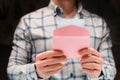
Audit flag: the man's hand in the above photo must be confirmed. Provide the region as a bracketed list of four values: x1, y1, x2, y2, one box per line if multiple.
[35, 50, 66, 79]
[79, 48, 104, 78]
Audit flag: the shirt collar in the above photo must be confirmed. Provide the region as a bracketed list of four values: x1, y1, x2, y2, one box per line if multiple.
[48, 0, 83, 15]
[48, 0, 58, 13]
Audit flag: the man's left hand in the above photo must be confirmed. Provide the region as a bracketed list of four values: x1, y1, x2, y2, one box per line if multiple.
[78, 48, 104, 78]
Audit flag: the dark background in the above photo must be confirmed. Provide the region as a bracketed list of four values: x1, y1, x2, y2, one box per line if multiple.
[0, 0, 120, 80]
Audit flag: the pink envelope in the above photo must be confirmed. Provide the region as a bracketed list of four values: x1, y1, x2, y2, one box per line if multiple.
[52, 25, 90, 58]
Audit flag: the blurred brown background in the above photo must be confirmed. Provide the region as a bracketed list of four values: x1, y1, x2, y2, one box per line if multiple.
[0, 0, 120, 80]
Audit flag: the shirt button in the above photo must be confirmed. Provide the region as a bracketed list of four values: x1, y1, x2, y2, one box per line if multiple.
[32, 78, 35, 80]
[70, 73, 73, 78]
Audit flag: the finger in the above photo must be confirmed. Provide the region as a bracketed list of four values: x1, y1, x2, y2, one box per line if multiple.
[82, 68, 101, 77]
[37, 56, 66, 67]
[35, 61, 64, 77]
[82, 65, 102, 78]
[81, 56, 104, 65]
[42, 63, 64, 72]
[44, 67, 63, 77]
[36, 50, 64, 60]
[79, 48, 101, 58]
[38, 67, 63, 79]
[82, 68, 100, 73]
[82, 63, 102, 70]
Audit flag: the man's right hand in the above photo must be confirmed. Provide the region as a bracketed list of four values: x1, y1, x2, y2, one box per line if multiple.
[35, 50, 67, 79]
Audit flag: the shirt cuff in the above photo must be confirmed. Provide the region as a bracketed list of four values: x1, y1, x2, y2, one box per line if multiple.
[26, 63, 44, 80]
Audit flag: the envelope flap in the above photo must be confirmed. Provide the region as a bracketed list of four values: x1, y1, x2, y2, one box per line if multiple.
[54, 25, 89, 36]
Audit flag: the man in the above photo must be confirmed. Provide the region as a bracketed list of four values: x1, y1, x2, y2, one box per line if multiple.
[7, 0, 116, 80]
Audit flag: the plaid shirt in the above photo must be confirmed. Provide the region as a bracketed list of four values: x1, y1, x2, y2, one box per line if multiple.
[7, 0, 116, 80]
